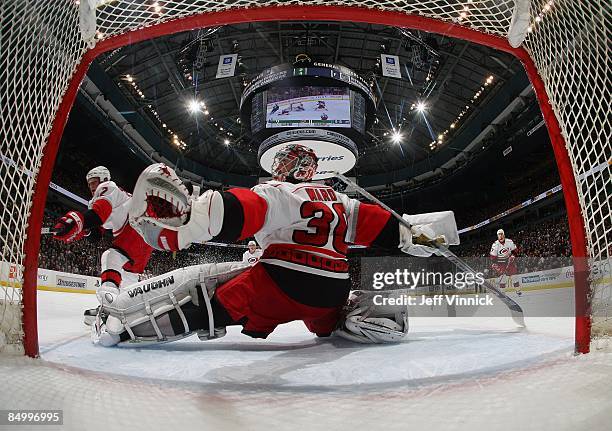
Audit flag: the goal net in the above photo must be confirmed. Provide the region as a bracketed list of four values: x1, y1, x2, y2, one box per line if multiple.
[1, 0, 609, 356]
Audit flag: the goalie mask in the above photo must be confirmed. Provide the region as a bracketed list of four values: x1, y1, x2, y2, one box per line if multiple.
[271, 144, 318, 183]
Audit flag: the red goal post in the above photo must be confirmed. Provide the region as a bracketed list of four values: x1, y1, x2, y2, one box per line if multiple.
[1, 1, 608, 357]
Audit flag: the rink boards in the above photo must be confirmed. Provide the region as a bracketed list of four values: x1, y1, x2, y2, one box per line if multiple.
[2, 260, 609, 297]
[0, 261, 98, 294]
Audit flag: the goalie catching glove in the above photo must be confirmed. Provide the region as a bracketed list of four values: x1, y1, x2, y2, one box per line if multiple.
[129, 163, 224, 251]
[398, 211, 460, 257]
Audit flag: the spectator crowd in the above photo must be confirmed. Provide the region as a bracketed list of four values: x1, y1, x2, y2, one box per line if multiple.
[457, 217, 573, 272]
[452, 171, 560, 228]
[38, 205, 574, 285]
[39, 210, 245, 279]
[37, 143, 577, 282]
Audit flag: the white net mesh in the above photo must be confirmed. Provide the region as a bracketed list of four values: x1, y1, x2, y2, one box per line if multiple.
[1, 1, 88, 354]
[521, 0, 611, 338]
[0, 0, 609, 355]
[93, 0, 516, 36]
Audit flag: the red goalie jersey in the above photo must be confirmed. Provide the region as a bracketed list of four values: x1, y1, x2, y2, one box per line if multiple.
[198, 180, 400, 338]
[217, 180, 397, 279]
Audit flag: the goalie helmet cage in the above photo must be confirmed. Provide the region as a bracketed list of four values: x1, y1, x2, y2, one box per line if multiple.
[0, 1, 609, 357]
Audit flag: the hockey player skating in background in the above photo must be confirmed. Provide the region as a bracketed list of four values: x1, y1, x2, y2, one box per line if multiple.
[52, 166, 154, 325]
[490, 228, 521, 295]
[94, 145, 458, 346]
[270, 103, 280, 115]
[242, 240, 262, 266]
[315, 100, 327, 110]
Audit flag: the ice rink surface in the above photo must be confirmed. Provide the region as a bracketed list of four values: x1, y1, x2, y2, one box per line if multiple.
[2, 289, 612, 431]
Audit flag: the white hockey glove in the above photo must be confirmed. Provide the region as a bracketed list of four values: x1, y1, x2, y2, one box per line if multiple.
[398, 211, 460, 257]
[129, 163, 224, 251]
[334, 290, 409, 344]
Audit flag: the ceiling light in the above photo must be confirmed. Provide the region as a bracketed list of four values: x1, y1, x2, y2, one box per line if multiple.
[187, 99, 201, 113]
[391, 131, 403, 144]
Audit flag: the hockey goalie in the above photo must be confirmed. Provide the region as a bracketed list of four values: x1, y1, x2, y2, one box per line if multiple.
[94, 145, 459, 347]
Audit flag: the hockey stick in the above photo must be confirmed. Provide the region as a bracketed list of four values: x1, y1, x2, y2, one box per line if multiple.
[334, 172, 525, 328]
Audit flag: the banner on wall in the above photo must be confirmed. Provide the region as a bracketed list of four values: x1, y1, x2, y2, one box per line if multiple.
[216, 54, 238, 78]
[56, 274, 88, 290]
[381, 54, 402, 78]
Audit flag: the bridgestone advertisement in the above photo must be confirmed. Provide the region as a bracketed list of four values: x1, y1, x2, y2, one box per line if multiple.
[56, 275, 88, 290]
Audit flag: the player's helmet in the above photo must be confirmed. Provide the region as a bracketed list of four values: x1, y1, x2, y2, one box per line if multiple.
[271, 144, 318, 183]
[86, 166, 111, 183]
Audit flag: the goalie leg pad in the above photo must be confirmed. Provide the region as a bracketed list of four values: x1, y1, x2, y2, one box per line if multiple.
[334, 290, 409, 344]
[102, 262, 248, 346]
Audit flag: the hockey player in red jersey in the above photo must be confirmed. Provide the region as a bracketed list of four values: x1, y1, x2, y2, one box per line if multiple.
[52, 166, 154, 324]
[93, 146, 458, 346]
[490, 228, 521, 295]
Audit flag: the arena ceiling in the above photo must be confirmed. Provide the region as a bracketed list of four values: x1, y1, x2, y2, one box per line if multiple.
[95, 21, 525, 179]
